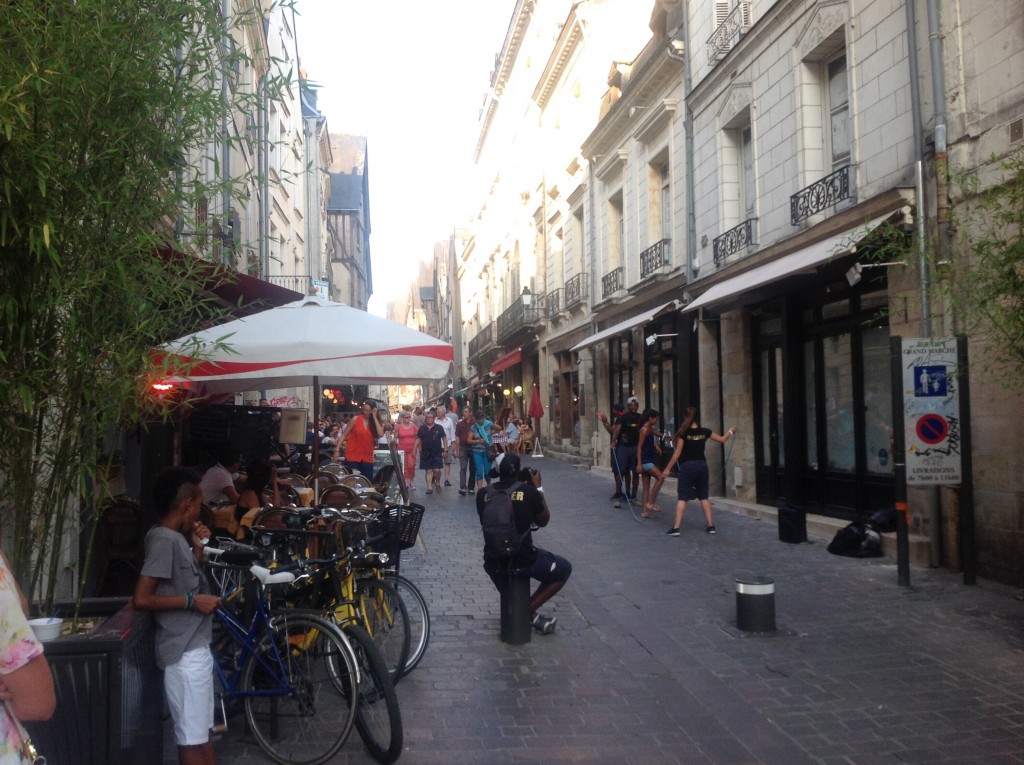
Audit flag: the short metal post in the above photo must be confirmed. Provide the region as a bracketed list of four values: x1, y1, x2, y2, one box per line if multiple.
[500, 575, 532, 645]
[735, 576, 776, 633]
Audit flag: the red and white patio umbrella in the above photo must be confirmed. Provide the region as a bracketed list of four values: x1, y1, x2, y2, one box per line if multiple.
[156, 296, 454, 491]
[158, 296, 453, 393]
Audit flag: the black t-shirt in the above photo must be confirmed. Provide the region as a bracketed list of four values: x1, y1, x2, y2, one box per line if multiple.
[476, 479, 543, 565]
[416, 423, 446, 460]
[679, 427, 712, 461]
[615, 411, 645, 447]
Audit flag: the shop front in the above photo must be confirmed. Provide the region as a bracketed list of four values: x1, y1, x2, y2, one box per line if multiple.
[687, 207, 911, 519]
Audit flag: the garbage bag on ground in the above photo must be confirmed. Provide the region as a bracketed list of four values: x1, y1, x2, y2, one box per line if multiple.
[827, 521, 883, 558]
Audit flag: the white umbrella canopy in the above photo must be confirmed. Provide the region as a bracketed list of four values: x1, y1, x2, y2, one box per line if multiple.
[158, 296, 453, 497]
[159, 296, 453, 393]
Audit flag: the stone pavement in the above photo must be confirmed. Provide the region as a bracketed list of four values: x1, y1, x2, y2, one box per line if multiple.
[170, 456, 1024, 764]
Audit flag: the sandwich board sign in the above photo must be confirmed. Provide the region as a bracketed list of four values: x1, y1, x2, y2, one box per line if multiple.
[901, 337, 962, 485]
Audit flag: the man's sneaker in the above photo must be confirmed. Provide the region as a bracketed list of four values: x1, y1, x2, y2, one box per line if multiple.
[706, 525, 717, 534]
[666, 527, 681, 537]
[531, 613, 556, 635]
[458, 489, 467, 496]
[610, 492, 626, 501]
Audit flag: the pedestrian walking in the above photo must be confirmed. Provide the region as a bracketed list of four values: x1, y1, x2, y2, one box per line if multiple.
[663, 406, 736, 535]
[456, 406, 477, 495]
[416, 410, 448, 494]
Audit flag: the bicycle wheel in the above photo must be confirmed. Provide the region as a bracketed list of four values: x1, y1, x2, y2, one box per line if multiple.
[343, 624, 404, 765]
[356, 577, 411, 685]
[243, 613, 358, 765]
[383, 573, 430, 677]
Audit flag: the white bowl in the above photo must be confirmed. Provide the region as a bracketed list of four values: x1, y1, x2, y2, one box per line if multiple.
[28, 617, 63, 642]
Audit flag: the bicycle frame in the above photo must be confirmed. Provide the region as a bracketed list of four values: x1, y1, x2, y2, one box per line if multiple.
[212, 590, 295, 701]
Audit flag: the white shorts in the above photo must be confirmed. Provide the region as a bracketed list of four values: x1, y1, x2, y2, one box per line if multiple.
[164, 646, 215, 746]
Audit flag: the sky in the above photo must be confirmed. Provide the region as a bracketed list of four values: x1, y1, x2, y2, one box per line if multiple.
[292, 1, 515, 316]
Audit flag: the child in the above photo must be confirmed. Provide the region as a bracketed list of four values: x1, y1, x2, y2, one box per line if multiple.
[133, 467, 221, 765]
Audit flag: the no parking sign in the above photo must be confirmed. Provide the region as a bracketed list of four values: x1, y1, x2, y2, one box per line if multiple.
[901, 338, 962, 484]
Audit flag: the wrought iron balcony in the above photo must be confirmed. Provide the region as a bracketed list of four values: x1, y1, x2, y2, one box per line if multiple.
[601, 266, 625, 299]
[640, 239, 672, 280]
[468, 322, 496, 360]
[713, 219, 757, 266]
[791, 165, 852, 224]
[564, 272, 589, 309]
[496, 293, 544, 343]
[543, 288, 562, 320]
[707, 0, 751, 64]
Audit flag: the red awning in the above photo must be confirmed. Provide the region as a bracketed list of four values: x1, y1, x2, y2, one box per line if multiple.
[157, 246, 304, 317]
[490, 347, 522, 374]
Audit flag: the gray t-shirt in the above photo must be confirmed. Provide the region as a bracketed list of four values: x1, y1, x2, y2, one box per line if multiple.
[140, 525, 213, 669]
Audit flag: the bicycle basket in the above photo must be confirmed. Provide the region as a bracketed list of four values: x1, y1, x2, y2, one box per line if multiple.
[384, 503, 424, 550]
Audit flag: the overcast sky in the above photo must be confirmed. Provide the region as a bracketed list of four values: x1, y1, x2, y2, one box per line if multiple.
[293, 1, 514, 315]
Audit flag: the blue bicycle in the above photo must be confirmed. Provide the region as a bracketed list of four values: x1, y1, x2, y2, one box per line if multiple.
[207, 547, 359, 765]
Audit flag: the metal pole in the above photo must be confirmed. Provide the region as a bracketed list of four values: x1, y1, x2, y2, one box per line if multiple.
[957, 335, 975, 585]
[890, 336, 910, 586]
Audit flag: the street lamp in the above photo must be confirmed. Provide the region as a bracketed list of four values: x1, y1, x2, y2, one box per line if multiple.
[521, 286, 533, 307]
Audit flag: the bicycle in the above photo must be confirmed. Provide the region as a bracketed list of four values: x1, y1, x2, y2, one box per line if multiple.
[234, 524, 406, 764]
[205, 547, 359, 765]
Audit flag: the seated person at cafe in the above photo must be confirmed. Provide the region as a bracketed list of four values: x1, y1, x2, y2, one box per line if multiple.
[199, 448, 242, 505]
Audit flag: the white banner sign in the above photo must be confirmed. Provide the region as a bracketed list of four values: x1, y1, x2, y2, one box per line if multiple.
[901, 337, 962, 485]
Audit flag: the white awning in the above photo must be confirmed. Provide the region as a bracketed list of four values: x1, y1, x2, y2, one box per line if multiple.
[684, 215, 892, 313]
[570, 301, 678, 352]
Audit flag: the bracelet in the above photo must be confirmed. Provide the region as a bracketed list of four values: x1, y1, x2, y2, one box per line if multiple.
[185, 592, 194, 610]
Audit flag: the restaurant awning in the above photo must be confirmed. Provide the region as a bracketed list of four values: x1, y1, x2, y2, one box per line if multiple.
[570, 301, 678, 353]
[158, 246, 304, 317]
[490, 347, 522, 374]
[684, 214, 890, 313]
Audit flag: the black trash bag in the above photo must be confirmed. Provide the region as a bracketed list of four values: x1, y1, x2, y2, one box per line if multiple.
[868, 507, 898, 534]
[827, 522, 883, 558]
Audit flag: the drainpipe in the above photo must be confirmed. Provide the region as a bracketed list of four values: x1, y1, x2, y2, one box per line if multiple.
[922, 0, 948, 568]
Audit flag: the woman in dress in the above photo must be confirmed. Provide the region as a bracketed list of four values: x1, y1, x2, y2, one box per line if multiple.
[394, 410, 420, 491]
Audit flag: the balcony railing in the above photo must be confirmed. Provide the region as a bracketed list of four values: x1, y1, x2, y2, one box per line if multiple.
[707, 0, 751, 64]
[791, 165, 852, 224]
[543, 288, 562, 319]
[713, 219, 757, 266]
[601, 266, 625, 299]
[468, 322, 496, 359]
[639, 239, 672, 279]
[266, 274, 314, 294]
[564, 272, 589, 309]
[496, 294, 544, 342]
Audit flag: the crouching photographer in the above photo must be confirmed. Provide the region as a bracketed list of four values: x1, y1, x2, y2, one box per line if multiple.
[476, 452, 572, 635]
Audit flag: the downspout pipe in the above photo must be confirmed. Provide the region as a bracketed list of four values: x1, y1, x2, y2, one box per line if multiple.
[665, 3, 696, 284]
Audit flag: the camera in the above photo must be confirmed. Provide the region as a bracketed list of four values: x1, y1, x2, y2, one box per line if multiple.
[518, 466, 538, 482]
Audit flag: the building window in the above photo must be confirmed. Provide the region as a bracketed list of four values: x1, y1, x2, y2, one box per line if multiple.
[608, 190, 624, 267]
[740, 125, 755, 220]
[826, 54, 850, 171]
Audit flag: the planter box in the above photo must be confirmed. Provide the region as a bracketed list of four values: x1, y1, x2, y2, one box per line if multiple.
[24, 598, 163, 765]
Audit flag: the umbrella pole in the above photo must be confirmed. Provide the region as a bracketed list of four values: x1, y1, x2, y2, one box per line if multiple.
[312, 376, 320, 499]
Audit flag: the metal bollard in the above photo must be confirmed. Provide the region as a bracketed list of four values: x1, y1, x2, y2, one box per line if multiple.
[500, 575, 532, 645]
[735, 576, 776, 633]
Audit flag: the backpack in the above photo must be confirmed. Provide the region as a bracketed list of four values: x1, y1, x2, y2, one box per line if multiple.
[480, 481, 525, 560]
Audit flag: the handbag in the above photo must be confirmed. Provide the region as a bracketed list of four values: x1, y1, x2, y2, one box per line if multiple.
[476, 424, 498, 460]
